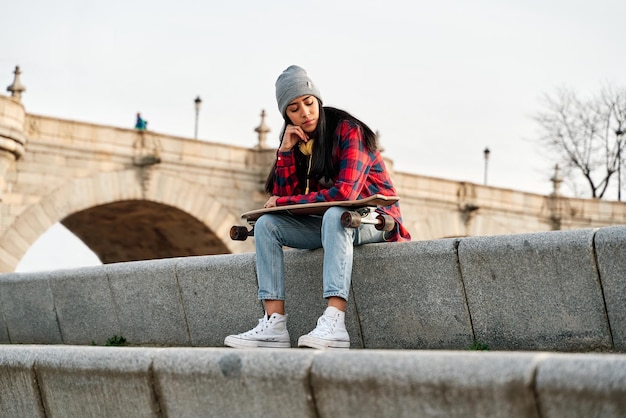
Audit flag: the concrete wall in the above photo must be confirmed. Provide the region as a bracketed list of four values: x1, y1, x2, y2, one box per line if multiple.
[0, 346, 625, 418]
[1, 225, 624, 352]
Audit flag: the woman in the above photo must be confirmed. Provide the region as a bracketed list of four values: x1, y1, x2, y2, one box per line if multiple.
[225, 65, 410, 349]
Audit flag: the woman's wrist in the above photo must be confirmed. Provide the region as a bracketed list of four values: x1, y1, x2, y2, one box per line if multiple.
[276, 149, 295, 166]
[279, 139, 297, 152]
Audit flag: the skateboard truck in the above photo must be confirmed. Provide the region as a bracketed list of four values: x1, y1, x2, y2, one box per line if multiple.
[340, 208, 395, 231]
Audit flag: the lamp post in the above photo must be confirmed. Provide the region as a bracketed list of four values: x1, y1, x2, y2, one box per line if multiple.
[194, 96, 202, 139]
[617, 128, 623, 201]
[549, 164, 563, 230]
[483, 147, 490, 185]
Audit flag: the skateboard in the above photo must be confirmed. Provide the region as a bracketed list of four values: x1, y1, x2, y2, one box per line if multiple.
[230, 194, 398, 241]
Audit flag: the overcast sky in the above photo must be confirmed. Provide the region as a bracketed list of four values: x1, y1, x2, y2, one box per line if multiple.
[4, 0, 625, 272]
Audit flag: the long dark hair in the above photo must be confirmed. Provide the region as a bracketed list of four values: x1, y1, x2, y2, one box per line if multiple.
[264, 104, 378, 194]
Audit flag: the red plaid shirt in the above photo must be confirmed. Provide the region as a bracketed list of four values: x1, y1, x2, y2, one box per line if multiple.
[273, 120, 410, 242]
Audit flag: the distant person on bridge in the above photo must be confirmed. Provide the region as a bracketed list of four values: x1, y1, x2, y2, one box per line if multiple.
[134, 113, 147, 131]
[225, 65, 410, 350]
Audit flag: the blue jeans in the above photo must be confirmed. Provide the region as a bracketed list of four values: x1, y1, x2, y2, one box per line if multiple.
[254, 206, 385, 301]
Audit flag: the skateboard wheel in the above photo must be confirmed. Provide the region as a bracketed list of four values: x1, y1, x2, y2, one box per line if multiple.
[341, 211, 362, 228]
[376, 214, 395, 232]
[230, 225, 249, 241]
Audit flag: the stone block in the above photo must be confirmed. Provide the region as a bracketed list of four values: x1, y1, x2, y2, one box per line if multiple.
[106, 259, 190, 345]
[2, 345, 626, 418]
[180, 245, 363, 349]
[16, 172, 50, 191]
[0, 273, 62, 344]
[39, 187, 73, 221]
[114, 169, 143, 201]
[459, 229, 612, 351]
[175, 254, 261, 347]
[283, 247, 362, 348]
[25, 203, 54, 236]
[0, 96, 26, 130]
[2, 227, 30, 254]
[91, 171, 116, 203]
[0, 305, 9, 343]
[200, 199, 223, 227]
[39, 197, 66, 229]
[535, 353, 626, 417]
[33, 346, 158, 417]
[311, 350, 539, 418]
[0, 347, 43, 417]
[0, 246, 19, 273]
[153, 348, 317, 418]
[48, 267, 121, 345]
[595, 225, 626, 350]
[352, 240, 473, 349]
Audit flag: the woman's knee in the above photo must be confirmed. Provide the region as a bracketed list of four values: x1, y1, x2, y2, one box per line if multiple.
[322, 206, 352, 236]
[254, 215, 283, 247]
[322, 206, 344, 223]
[254, 214, 279, 236]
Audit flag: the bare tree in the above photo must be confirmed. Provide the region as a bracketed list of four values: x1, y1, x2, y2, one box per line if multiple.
[534, 85, 626, 199]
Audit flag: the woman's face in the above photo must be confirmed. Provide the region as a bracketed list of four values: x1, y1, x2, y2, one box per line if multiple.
[286, 95, 319, 134]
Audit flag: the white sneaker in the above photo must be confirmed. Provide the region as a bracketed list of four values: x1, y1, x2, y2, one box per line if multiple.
[224, 313, 291, 348]
[298, 306, 350, 349]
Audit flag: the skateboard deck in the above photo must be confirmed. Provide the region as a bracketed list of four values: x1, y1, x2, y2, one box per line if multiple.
[230, 194, 398, 241]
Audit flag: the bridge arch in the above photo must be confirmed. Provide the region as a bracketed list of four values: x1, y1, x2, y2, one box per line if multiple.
[0, 169, 253, 271]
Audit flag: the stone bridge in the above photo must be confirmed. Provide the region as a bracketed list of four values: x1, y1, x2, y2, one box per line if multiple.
[2, 67, 626, 417]
[1, 67, 626, 272]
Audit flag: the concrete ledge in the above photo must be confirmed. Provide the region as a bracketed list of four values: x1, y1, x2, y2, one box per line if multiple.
[1, 346, 625, 418]
[595, 226, 626, 350]
[351, 239, 472, 349]
[535, 353, 626, 417]
[459, 229, 611, 351]
[1, 226, 625, 351]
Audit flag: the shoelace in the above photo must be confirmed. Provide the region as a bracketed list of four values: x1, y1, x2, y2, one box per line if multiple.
[241, 317, 271, 337]
[309, 314, 337, 337]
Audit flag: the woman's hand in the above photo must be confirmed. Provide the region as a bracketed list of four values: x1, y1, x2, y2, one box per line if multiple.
[279, 124, 309, 152]
[264, 195, 279, 208]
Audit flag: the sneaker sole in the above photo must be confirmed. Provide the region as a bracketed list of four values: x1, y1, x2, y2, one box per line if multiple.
[224, 336, 291, 349]
[297, 336, 350, 349]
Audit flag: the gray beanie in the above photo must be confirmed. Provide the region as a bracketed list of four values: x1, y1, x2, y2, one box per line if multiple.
[275, 65, 322, 116]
